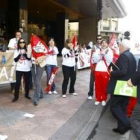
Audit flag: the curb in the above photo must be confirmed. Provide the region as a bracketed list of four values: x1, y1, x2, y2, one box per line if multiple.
[49, 99, 110, 140]
[76, 100, 110, 140]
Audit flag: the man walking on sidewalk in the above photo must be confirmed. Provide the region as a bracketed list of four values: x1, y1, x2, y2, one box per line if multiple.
[108, 39, 136, 134]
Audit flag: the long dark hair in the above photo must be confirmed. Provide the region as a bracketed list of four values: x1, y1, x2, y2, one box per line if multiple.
[17, 38, 27, 51]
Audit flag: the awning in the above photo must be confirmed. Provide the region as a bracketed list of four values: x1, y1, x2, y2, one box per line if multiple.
[28, 0, 127, 21]
[102, 0, 127, 18]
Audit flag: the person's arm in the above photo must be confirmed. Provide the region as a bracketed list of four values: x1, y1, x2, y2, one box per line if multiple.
[74, 49, 78, 62]
[14, 51, 21, 62]
[92, 50, 101, 64]
[104, 49, 113, 65]
[111, 54, 128, 78]
[8, 39, 16, 50]
[62, 48, 73, 58]
[23, 53, 31, 60]
[130, 71, 140, 86]
[53, 47, 59, 55]
[27, 44, 32, 58]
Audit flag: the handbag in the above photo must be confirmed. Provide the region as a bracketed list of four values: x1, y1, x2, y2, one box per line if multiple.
[114, 80, 137, 97]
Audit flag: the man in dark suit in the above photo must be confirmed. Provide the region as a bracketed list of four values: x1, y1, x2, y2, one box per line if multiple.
[108, 39, 136, 134]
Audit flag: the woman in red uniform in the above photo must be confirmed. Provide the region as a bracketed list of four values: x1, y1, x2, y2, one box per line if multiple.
[93, 39, 113, 106]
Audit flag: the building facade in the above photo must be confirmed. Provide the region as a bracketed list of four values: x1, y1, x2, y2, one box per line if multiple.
[98, 18, 122, 41]
[0, 0, 126, 53]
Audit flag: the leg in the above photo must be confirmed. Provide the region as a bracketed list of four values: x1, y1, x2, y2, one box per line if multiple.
[24, 71, 31, 99]
[111, 96, 130, 131]
[51, 65, 57, 92]
[46, 65, 52, 93]
[46, 65, 52, 86]
[10, 61, 16, 93]
[46, 65, 56, 92]
[101, 72, 109, 101]
[32, 65, 44, 104]
[29, 71, 33, 89]
[62, 65, 70, 95]
[69, 67, 76, 93]
[88, 71, 95, 97]
[13, 71, 22, 101]
[127, 97, 137, 117]
[131, 103, 140, 140]
[94, 72, 102, 102]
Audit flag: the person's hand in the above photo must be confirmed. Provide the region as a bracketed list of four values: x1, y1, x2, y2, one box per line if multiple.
[35, 59, 38, 63]
[127, 79, 134, 87]
[74, 46, 78, 51]
[23, 53, 27, 58]
[20, 49, 26, 54]
[109, 66, 113, 73]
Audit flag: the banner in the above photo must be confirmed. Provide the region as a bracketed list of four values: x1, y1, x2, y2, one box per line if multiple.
[77, 50, 91, 69]
[0, 51, 16, 84]
[109, 33, 119, 63]
[114, 80, 137, 97]
[46, 67, 59, 92]
[30, 34, 49, 67]
[72, 35, 77, 48]
[30, 34, 49, 58]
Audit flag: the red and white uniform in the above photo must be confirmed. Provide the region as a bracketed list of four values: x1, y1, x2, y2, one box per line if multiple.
[92, 47, 113, 102]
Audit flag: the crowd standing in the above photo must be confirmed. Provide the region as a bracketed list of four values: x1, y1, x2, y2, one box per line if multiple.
[5, 30, 140, 139]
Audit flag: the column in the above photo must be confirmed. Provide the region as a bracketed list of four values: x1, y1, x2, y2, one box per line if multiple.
[7, 0, 19, 39]
[79, 17, 98, 44]
[56, 12, 69, 55]
[7, 0, 28, 41]
[19, 0, 28, 42]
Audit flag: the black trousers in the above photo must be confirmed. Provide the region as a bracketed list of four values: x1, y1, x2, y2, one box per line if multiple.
[110, 95, 130, 131]
[88, 71, 95, 97]
[62, 65, 76, 95]
[14, 71, 31, 99]
[10, 83, 16, 91]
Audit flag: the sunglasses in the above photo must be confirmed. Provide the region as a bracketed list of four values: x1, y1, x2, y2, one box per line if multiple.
[19, 41, 25, 44]
[97, 38, 102, 40]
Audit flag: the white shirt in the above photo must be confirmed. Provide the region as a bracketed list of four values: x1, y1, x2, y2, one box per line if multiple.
[46, 46, 59, 66]
[62, 48, 76, 67]
[8, 38, 18, 50]
[93, 47, 113, 72]
[14, 49, 31, 72]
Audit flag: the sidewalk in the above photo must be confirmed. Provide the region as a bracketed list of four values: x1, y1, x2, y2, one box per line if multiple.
[0, 64, 98, 140]
[88, 102, 137, 140]
[0, 57, 137, 140]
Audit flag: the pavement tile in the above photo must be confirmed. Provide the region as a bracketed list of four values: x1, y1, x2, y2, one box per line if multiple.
[18, 134, 46, 140]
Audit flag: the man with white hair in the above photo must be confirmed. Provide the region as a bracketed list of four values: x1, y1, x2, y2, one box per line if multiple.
[108, 39, 136, 134]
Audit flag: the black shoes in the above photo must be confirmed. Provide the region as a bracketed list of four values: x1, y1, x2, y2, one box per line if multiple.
[113, 128, 123, 134]
[12, 98, 18, 102]
[112, 126, 132, 135]
[25, 96, 31, 99]
[34, 102, 38, 106]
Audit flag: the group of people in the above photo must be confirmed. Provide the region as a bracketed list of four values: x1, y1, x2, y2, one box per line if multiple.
[7, 30, 140, 139]
[8, 30, 79, 106]
[87, 34, 140, 138]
